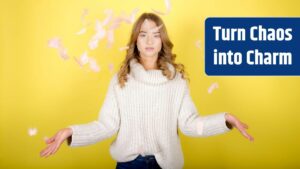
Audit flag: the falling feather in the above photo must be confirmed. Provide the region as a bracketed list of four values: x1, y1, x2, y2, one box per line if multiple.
[208, 82, 219, 94]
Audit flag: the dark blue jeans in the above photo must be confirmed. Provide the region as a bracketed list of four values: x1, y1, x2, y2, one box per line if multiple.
[116, 155, 162, 169]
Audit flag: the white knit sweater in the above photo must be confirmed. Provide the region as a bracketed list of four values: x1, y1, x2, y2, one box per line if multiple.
[68, 58, 231, 169]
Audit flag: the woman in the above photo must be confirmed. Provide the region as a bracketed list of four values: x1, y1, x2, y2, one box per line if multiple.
[40, 13, 254, 169]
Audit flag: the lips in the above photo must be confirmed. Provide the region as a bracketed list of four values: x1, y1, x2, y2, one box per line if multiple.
[145, 47, 154, 51]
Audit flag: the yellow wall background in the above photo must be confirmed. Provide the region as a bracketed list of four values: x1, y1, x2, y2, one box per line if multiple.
[1, 0, 300, 168]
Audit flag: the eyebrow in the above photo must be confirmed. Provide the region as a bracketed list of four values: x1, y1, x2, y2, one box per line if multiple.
[139, 31, 160, 34]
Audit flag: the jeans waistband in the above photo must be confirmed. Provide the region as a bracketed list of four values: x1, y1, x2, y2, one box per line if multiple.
[137, 154, 156, 161]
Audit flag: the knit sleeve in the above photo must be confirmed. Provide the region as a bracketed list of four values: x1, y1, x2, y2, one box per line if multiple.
[177, 82, 231, 137]
[67, 74, 120, 147]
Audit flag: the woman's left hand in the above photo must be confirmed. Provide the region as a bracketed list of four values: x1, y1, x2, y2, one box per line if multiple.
[225, 113, 254, 142]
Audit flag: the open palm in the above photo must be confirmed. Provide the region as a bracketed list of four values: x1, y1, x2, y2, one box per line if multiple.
[40, 128, 73, 158]
[225, 113, 254, 141]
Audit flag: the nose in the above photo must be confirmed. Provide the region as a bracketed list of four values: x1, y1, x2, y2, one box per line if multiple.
[146, 36, 153, 45]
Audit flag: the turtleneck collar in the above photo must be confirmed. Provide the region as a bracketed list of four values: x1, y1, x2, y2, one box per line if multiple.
[129, 58, 176, 85]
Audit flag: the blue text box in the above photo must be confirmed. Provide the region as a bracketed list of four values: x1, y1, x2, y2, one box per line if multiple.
[205, 17, 300, 76]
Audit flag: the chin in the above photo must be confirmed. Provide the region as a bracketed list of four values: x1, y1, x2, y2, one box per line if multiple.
[145, 55, 158, 58]
[144, 52, 159, 58]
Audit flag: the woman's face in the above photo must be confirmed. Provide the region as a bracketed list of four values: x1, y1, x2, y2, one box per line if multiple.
[137, 19, 162, 59]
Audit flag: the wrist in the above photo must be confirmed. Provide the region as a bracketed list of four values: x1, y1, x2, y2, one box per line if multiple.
[225, 113, 233, 129]
[66, 128, 73, 136]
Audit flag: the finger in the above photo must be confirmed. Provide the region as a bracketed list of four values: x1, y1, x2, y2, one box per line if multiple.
[40, 145, 52, 157]
[40, 147, 50, 157]
[43, 143, 58, 158]
[235, 123, 250, 138]
[241, 122, 249, 129]
[44, 145, 56, 158]
[40, 150, 46, 157]
[240, 128, 254, 142]
[49, 141, 62, 156]
[51, 144, 61, 155]
[244, 132, 254, 141]
[46, 136, 56, 144]
[247, 133, 254, 142]
[42, 145, 54, 158]
[234, 121, 245, 132]
[43, 151, 51, 158]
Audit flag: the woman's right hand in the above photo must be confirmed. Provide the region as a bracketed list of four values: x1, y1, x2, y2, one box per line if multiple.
[40, 128, 73, 158]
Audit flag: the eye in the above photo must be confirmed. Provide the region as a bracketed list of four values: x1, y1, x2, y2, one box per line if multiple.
[153, 33, 160, 38]
[139, 34, 146, 37]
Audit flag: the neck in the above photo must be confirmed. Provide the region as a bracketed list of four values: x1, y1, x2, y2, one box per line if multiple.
[139, 56, 158, 70]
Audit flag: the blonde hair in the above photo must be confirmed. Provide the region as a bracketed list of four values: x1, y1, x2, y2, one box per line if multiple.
[117, 13, 188, 88]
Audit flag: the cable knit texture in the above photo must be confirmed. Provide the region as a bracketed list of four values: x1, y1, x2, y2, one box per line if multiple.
[68, 58, 231, 169]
